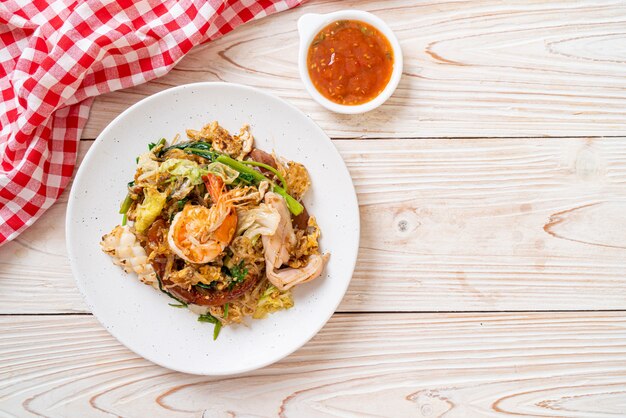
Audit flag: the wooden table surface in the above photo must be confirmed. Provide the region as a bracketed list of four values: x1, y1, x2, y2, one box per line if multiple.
[2, 1, 626, 417]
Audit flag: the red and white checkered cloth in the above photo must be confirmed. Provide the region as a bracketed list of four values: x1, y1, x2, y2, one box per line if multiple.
[0, 0, 301, 245]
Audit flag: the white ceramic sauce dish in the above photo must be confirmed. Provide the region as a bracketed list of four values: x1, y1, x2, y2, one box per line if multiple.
[297, 10, 403, 114]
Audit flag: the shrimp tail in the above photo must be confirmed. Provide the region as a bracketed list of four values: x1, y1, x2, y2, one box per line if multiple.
[203, 173, 224, 202]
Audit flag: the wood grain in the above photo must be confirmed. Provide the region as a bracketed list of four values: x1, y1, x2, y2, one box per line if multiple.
[82, 0, 626, 139]
[4, 1, 626, 415]
[1, 313, 625, 417]
[2, 137, 625, 313]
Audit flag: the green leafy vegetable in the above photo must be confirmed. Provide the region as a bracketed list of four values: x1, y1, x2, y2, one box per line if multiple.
[213, 321, 222, 340]
[216, 155, 264, 181]
[216, 155, 303, 216]
[270, 185, 302, 215]
[253, 285, 294, 319]
[239, 160, 287, 190]
[194, 282, 214, 290]
[134, 187, 167, 233]
[224, 303, 229, 319]
[119, 183, 133, 224]
[159, 141, 303, 215]
[148, 138, 166, 151]
[168, 303, 186, 308]
[119, 193, 133, 215]
[198, 313, 218, 323]
[237, 172, 255, 184]
[119, 181, 135, 223]
[229, 261, 248, 286]
[159, 158, 208, 185]
[206, 162, 240, 184]
[158, 141, 217, 160]
[198, 312, 222, 340]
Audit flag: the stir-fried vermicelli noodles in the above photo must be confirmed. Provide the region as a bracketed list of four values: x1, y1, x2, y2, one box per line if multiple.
[101, 121, 329, 339]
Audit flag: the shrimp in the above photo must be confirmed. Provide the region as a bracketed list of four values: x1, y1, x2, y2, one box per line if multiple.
[167, 173, 237, 264]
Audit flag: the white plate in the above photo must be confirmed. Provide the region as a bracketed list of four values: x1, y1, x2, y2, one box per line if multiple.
[67, 82, 360, 375]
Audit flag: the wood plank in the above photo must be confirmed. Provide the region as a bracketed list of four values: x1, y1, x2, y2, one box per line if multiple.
[83, 0, 626, 139]
[2, 137, 625, 314]
[1, 313, 625, 417]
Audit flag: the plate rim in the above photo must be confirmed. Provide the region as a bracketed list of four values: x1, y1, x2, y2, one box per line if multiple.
[66, 81, 361, 375]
